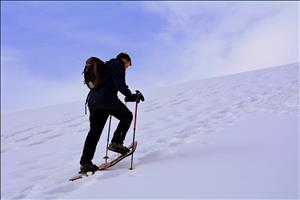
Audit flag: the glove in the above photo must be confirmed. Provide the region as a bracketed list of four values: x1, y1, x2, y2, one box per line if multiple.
[125, 90, 145, 103]
[125, 94, 138, 102]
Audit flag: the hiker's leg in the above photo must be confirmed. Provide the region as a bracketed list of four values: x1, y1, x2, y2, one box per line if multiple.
[110, 101, 133, 144]
[80, 109, 109, 164]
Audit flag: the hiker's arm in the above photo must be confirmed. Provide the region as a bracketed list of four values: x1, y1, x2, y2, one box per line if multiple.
[112, 62, 132, 97]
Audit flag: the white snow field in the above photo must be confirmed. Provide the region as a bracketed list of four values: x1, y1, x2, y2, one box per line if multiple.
[1, 63, 299, 199]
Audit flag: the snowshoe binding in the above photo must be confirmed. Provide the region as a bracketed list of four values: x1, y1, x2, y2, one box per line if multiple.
[79, 163, 99, 173]
[108, 143, 130, 155]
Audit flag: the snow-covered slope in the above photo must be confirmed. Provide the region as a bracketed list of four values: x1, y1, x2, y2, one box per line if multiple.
[1, 63, 299, 199]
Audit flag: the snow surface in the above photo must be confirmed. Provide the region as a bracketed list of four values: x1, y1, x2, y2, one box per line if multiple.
[1, 63, 299, 199]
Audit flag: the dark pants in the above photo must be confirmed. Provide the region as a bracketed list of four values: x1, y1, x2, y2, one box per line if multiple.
[80, 101, 133, 165]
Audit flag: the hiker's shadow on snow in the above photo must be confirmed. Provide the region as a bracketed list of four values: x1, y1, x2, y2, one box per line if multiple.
[135, 149, 179, 167]
[192, 143, 267, 160]
[97, 170, 122, 180]
[134, 142, 266, 169]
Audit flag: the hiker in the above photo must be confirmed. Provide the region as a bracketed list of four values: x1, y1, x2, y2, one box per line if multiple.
[79, 52, 144, 172]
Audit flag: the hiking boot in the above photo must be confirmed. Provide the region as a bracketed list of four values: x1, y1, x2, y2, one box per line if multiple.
[108, 143, 130, 155]
[79, 163, 99, 173]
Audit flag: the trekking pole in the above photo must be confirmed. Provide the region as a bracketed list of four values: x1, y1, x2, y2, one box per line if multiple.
[129, 94, 140, 170]
[104, 115, 112, 163]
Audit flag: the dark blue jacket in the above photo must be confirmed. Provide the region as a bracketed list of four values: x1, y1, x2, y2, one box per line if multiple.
[87, 58, 132, 110]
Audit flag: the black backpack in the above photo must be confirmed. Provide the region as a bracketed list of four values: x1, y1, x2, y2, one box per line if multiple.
[82, 57, 105, 90]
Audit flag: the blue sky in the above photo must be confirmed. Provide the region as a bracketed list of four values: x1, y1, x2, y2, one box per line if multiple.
[1, 1, 299, 112]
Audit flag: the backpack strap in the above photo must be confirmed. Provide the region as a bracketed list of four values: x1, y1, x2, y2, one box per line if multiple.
[85, 91, 91, 115]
